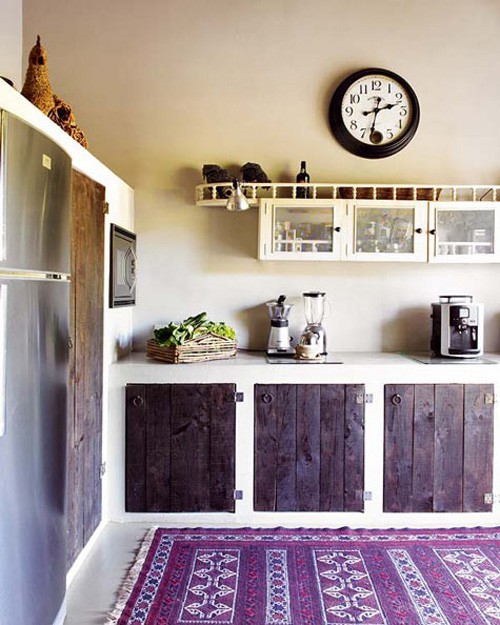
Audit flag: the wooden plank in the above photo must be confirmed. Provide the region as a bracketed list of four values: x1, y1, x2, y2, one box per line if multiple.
[383, 384, 414, 512]
[254, 384, 279, 511]
[319, 385, 345, 511]
[275, 385, 297, 511]
[296, 385, 321, 511]
[69, 170, 104, 556]
[170, 384, 211, 512]
[145, 384, 172, 512]
[463, 384, 494, 512]
[125, 384, 147, 511]
[209, 384, 236, 512]
[412, 385, 435, 512]
[434, 384, 464, 512]
[344, 384, 365, 512]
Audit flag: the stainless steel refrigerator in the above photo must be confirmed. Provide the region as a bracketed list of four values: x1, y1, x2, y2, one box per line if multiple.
[0, 110, 71, 625]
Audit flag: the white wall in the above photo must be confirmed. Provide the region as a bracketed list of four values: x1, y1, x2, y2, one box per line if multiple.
[0, 0, 22, 87]
[22, 0, 500, 353]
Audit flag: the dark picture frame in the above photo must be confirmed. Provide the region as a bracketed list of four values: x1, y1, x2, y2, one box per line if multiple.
[109, 223, 137, 307]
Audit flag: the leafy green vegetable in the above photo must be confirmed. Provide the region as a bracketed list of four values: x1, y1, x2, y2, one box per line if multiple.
[153, 312, 236, 346]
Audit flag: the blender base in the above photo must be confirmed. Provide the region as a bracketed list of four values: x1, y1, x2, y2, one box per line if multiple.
[267, 348, 296, 358]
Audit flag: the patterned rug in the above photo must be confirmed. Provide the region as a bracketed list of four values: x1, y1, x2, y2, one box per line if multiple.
[106, 526, 500, 625]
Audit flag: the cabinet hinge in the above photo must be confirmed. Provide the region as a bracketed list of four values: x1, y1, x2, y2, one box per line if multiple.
[99, 462, 107, 478]
[484, 393, 498, 404]
[234, 392, 244, 403]
[356, 393, 373, 404]
[363, 491, 373, 501]
[484, 493, 500, 504]
[233, 490, 243, 500]
[102, 201, 109, 214]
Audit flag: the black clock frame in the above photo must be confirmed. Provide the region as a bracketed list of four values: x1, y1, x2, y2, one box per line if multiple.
[328, 68, 420, 159]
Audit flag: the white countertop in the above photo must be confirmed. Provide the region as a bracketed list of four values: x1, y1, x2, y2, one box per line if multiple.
[110, 350, 500, 386]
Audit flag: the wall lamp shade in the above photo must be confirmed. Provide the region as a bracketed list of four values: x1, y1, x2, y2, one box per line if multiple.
[226, 179, 250, 211]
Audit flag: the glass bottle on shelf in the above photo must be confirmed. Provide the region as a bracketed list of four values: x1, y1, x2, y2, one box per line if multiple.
[296, 161, 310, 199]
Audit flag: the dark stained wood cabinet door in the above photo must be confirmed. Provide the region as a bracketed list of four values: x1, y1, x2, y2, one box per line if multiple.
[125, 383, 236, 513]
[67, 170, 105, 568]
[254, 384, 365, 512]
[384, 383, 493, 513]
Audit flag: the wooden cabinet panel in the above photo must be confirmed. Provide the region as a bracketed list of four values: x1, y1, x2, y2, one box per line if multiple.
[126, 383, 236, 513]
[254, 384, 365, 512]
[67, 170, 104, 568]
[384, 383, 493, 513]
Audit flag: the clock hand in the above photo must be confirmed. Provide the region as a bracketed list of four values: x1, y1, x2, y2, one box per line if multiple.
[369, 98, 383, 144]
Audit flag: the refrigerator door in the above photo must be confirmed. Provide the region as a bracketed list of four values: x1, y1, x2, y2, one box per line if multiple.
[0, 110, 71, 274]
[0, 277, 68, 625]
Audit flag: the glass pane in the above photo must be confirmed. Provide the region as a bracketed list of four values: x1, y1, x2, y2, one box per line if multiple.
[355, 206, 414, 254]
[273, 206, 333, 253]
[436, 209, 494, 256]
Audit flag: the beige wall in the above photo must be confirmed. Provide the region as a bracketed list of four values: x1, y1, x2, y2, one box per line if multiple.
[23, 0, 500, 351]
[1, 0, 22, 87]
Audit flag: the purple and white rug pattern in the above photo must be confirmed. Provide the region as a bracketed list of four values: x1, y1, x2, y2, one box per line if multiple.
[106, 527, 500, 625]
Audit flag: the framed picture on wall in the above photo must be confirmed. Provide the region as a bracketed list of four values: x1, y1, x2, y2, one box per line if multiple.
[109, 224, 137, 307]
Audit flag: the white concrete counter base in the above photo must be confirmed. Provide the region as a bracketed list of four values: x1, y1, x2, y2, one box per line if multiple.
[107, 351, 500, 529]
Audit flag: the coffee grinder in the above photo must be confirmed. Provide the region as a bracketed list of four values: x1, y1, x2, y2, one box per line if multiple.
[266, 295, 294, 356]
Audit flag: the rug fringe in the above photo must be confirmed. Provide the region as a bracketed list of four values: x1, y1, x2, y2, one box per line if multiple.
[104, 526, 158, 625]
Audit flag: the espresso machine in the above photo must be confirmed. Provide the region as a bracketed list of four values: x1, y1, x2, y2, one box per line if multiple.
[301, 291, 328, 355]
[266, 295, 294, 356]
[431, 295, 484, 358]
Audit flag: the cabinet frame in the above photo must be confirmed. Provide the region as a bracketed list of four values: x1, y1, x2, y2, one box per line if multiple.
[344, 200, 428, 262]
[258, 199, 345, 261]
[428, 201, 500, 263]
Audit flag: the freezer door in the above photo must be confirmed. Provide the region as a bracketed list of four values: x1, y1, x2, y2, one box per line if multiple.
[0, 277, 68, 625]
[0, 110, 71, 274]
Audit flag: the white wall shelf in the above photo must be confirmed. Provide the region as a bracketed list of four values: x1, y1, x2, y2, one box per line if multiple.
[196, 182, 500, 207]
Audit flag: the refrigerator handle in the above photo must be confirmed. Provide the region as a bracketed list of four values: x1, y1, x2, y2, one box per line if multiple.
[0, 284, 6, 437]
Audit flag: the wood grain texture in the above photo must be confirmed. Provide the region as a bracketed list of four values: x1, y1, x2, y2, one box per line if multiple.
[254, 384, 364, 513]
[296, 385, 321, 511]
[145, 384, 172, 512]
[125, 384, 147, 512]
[434, 384, 464, 512]
[320, 385, 345, 511]
[67, 170, 104, 568]
[383, 384, 415, 512]
[412, 385, 434, 512]
[463, 384, 494, 512]
[344, 384, 365, 512]
[209, 384, 236, 512]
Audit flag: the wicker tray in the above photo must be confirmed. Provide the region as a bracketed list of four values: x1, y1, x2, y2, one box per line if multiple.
[146, 333, 237, 363]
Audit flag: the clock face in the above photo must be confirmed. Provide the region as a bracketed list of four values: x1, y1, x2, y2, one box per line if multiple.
[329, 68, 420, 159]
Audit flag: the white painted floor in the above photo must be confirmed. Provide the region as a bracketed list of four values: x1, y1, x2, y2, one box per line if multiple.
[65, 522, 154, 625]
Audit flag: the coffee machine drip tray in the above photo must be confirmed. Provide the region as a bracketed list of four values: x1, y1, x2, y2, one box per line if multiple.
[403, 352, 497, 365]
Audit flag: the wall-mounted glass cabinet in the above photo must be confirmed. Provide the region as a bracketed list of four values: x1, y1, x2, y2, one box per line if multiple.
[258, 199, 500, 263]
[428, 202, 499, 263]
[258, 200, 343, 260]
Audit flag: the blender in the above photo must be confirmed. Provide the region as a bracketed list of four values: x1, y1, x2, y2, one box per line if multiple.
[266, 295, 294, 356]
[301, 291, 327, 355]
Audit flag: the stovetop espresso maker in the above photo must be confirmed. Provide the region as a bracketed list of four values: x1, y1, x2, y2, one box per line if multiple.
[431, 295, 484, 358]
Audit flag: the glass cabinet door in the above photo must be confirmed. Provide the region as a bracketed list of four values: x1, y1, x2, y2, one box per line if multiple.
[259, 200, 343, 260]
[429, 202, 499, 263]
[346, 201, 427, 261]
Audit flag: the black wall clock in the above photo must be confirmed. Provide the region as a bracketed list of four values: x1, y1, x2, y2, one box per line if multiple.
[328, 68, 420, 159]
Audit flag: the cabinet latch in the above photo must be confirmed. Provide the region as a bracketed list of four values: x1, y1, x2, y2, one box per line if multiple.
[233, 490, 243, 500]
[228, 392, 244, 403]
[99, 462, 107, 478]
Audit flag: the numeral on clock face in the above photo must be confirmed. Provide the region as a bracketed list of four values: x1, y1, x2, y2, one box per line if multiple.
[342, 75, 412, 146]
